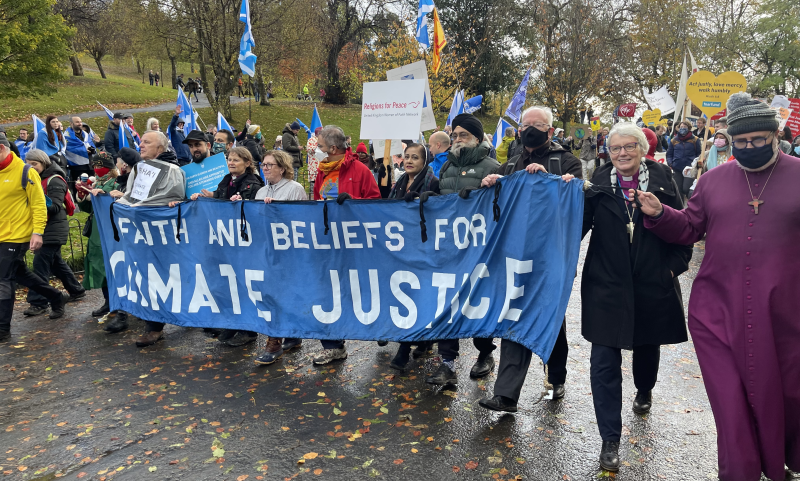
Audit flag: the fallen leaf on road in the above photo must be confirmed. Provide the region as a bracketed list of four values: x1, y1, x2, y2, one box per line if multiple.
[465, 461, 479, 470]
[303, 453, 318, 460]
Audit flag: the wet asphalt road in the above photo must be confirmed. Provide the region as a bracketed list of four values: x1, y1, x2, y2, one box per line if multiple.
[0, 239, 742, 481]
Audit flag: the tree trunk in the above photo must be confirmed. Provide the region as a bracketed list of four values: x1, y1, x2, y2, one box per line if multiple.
[170, 57, 177, 89]
[199, 45, 209, 102]
[94, 57, 107, 79]
[69, 55, 84, 76]
[324, 42, 347, 104]
[136, 59, 142, 75]
[257, 67, 269, 106]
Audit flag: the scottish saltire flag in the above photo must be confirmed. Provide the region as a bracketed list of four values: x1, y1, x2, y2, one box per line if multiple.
[463, 95, 483, 114]
[446, 90, 464, 127]
[64, 126, 95, 166]
[119, 121, 131, 152]
[31, 115, 46, 145]
[310, 104, 323, 134]
[416, 0, 435, 48]
[238, 0, 257, 76]
[492, 118, 513, 149]
[505, 66, 532, 124]
[217, 112, 233, 134]
[176, 88, 198, 135]
[96, 102, 115, 121]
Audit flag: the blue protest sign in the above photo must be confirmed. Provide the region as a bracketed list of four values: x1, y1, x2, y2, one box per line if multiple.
[93, 172, 584, 363]
[181, 153, 228, 197]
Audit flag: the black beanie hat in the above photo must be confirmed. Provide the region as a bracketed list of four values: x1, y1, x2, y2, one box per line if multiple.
[91, 151, 116, 170]
[726, 92, 779, 136]
[118, 147, 141, 167]
[451, 113, 484, 142]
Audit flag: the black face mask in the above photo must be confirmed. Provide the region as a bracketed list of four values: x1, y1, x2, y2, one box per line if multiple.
[521, 127, 550, 151]
[733, 142, 775, 170]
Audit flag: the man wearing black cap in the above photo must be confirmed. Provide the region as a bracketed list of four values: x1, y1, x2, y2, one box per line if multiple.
[426, 113, 500, 387]
[183, 130, 211, 163]
[104, 112, 135, 158]
[282, 121, 303, 179]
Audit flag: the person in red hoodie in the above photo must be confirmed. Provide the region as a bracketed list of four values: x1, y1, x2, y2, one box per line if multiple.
[312, 125, 380, 365]
[642, 127, 661, 163]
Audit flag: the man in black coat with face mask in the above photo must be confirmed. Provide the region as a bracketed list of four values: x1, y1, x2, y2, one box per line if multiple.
[477, 105, 582, 413]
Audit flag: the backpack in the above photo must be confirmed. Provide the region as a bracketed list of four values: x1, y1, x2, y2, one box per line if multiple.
[506, 151, 566, 175]
[41, 174, 77, 216]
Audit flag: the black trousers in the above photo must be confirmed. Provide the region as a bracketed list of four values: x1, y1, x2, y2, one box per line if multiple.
[672, 169, 692, 199]
[0, 242, 62, 332]
[27, 243, 83, 307]
[438, 337, 496, 361]
[590, 343, 660, 441]
[493, 319, 569, 401]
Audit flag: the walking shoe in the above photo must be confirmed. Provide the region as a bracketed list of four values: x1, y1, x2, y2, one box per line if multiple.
[469, 355, 495, 378]
[551, 384, 566, 400]
[23, 305, 49, 317]
[217, 329, 237, 342]
[312, 348, 348, 365]
[377, 340, 388, 346]
[135, 331, 164, 347]
[92, 299, 110, 317]
[478, 395, 518, 413]
[67, 290, 87, 302]
[254, 338, 284, 365]
[389, 349, 410, 371]
[599, 440, 621, 472]
[104, 311, 128, 333]
[412, 342, 432, 359]
[426, 363, 457, 385]
[202, 328, 222, 337]
[0, 331, 10, 343]
[224, 332, 258, 347]
[632, 390, 652, 415]
[281, 338, 302, 351]
[49, 293, 66, 319]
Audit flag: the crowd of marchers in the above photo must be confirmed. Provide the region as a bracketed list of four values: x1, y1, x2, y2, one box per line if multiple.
[1, 92, 798, 481]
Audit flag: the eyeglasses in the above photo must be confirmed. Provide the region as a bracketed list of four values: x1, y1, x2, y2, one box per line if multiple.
[519, 122, 550, 131]
[608, 142, 639, 154]
[262, 163, 278, 169]
[731, 135, 773, 149]
[450, 131, 473, 141]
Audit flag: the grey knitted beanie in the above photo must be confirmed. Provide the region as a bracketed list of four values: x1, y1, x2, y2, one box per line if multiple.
[726, 92, 779, 136]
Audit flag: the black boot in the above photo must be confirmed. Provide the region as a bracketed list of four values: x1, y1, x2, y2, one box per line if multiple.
[469, 355, 495, 378]
[104, 311, 129, 333]
[632, 390, 652, 415]
[478, 395, 518, 413]
[92, 299, 110, 317]
[390, 347, 410, 371]
[599, 440, 620, 472]
[426, 363, 457, 385]
[411, 342, 432, 359]
[551, 384, 566, 400]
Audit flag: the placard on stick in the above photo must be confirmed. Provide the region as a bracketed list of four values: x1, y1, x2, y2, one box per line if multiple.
[685, 71, 747, 118]
[642, 109, 662, 126]
[360, 80, 425, 141]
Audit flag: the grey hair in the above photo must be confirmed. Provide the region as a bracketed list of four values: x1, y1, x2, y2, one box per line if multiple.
[607, 123, 648, 156]
[319, 125, 347, 150]
[504, 126, 515, 136]
[25, 149, 52, 168]
[144, 130, 169, 151]
[146, 118, 160, 131]
[521, 106, 554, 127]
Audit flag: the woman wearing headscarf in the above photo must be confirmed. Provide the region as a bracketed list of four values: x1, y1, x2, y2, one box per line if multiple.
[253, 150, 308, 365]
[562, 123, 692, 473]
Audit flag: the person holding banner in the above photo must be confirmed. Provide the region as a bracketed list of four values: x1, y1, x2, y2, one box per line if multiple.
[311, 125, 380, 365]
[635, 92, 800, 481]
[253, 150, 309, 365]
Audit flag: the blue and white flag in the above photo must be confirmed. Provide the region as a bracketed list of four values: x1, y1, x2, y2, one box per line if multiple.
[492, 117, 513, 149]
[176, 88, 198, 136]
[217, 112, 233, 134]
[415, 0, 435, 48]
[93, 171, 584, 362]
[463, 95, 483, 114]
[64, 126, 95, 166]
[30, 114, 46, 146]
[295, 118, 311, 137]
[238, 0, 257, 76]
[96, 101, 115, 121]
[119, 121, 130, 152]
[310, 104, 323, 134]
[505, 66, 532, 124]
[446, 90, 464, 127]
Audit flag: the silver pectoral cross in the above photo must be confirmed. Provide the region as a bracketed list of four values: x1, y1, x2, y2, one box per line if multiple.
[627, 222, 635, 243]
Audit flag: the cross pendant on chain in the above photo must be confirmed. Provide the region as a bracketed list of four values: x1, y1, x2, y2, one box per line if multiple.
[748, 198, 764, 215]
[627, 222, 635, 243]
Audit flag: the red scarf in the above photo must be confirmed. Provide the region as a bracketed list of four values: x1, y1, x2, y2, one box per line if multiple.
[0, 152, 13, 171]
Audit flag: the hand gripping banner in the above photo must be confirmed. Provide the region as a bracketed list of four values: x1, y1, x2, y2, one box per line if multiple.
[94, 172, 584, 363]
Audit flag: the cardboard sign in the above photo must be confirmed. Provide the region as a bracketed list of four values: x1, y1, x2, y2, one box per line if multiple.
[569, 124, 590, 140]
[787, 99, 800, 139]
[618, 103, 637, 117]
[642, 109, 662, 126]
[360, 80, 425, 141]
[711, 109, 727, 120]
[770, 95, 790, 109]
[372, 140, 404, 159]
[590, 119, 601, 131]
[643, 86, 676, 115]
[181, 152, 229, 197]
[130, 163, 162, 202]
[774, 107, 793, 131]
[386, 61, 437, 132]
[686, 71, 747, 118]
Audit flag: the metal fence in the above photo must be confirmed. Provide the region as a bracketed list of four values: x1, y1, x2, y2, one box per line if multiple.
[25, 217, 87, 276]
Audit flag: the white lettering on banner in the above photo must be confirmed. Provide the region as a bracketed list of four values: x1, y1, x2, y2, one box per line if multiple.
[110, 251, 127, 297]
[498, 258, 533, 322]
[330, 223, 341, 249]
[390, 271, 420, 329]
[362, 222, 380, 248]
[272, 223, 290, 250]
[435, 219, 448, 250]
[126, 265, 136, 303]
[342, 221, 363, 249]
[311, 222, 331, 249]
[350, 269, 380, 325]
[385, 222, 404, 251]
[449, 273, 468, 324]
[313, 271, 342, 324]
[453, 218, 470, 249]
[469, 215, 487, 247]
[148, 263, 181, 312]
[219, 265, 241, 314]
[462, 263, 490, 319]
[171, 219, 189, 243]
[430, 273, 456, 328]
[151, 220, 170, 245]
[130, 163, 162, 201]
[133, 263, 147, 306]
[268, 221, 406, 251]
[188, 264, 220, 313]
[117, 217, 130, 237]
[244, 270, 270, 321]
[292, 221, 309, 249]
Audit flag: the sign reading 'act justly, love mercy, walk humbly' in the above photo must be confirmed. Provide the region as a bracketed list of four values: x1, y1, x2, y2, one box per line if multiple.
[93, 172, 584, 363]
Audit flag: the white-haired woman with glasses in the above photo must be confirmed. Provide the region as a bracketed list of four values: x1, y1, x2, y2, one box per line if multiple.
[561, 122, 693, 473]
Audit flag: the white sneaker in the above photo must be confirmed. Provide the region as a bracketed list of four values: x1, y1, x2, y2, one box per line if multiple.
[313, 348, 348, 365]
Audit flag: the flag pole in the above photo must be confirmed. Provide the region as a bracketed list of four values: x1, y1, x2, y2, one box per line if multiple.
[248, 76, 252, 120]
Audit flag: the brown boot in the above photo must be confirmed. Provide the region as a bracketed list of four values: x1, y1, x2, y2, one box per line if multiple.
[254, 337, 284, 365]
[135, 331, 164, 347]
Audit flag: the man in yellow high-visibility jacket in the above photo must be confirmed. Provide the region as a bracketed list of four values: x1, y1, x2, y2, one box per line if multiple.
[0, 134, 66, 342]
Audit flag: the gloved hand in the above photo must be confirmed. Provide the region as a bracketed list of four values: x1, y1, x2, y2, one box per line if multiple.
[419, 191, 438, 203]
[682, 166, 692, 177]
[458, 186, 477, 199]
[403, 192, 419, 202]
[336, 192, 352, 205]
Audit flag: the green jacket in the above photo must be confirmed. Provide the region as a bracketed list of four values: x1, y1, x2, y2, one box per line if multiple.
[438, 141, 500, 195]
[77, 174, 119, 290]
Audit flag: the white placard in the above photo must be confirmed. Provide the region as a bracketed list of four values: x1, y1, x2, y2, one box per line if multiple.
[130, 163, 162, 201]
[643, 86, 677, 115]
[770, 95, 790, 109]
[360, 80, 425, 141]
[372, 140, 404, 159]
[386, 61, 437, 132]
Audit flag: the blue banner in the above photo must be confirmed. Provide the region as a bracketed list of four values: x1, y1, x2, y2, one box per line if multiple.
[93, 172, 584, 363]
[181, 153, 229, 197]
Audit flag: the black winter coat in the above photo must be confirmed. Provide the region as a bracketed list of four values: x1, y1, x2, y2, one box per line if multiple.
[103, 122, 135, 158]
[212, 172, 264, 200]
[281, 126, 302, 167]
[580, 160, 692, 349]
[493, 142, 583, 179]
[40, 164, 71, 245]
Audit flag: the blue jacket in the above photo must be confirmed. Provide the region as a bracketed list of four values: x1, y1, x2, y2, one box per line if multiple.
[429, 151, 448, 178]
[168, 114, 191, 165]
[666, 135, 701, 171]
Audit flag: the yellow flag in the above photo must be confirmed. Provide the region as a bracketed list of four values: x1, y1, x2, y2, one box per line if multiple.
[432, 8, 446, 75]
